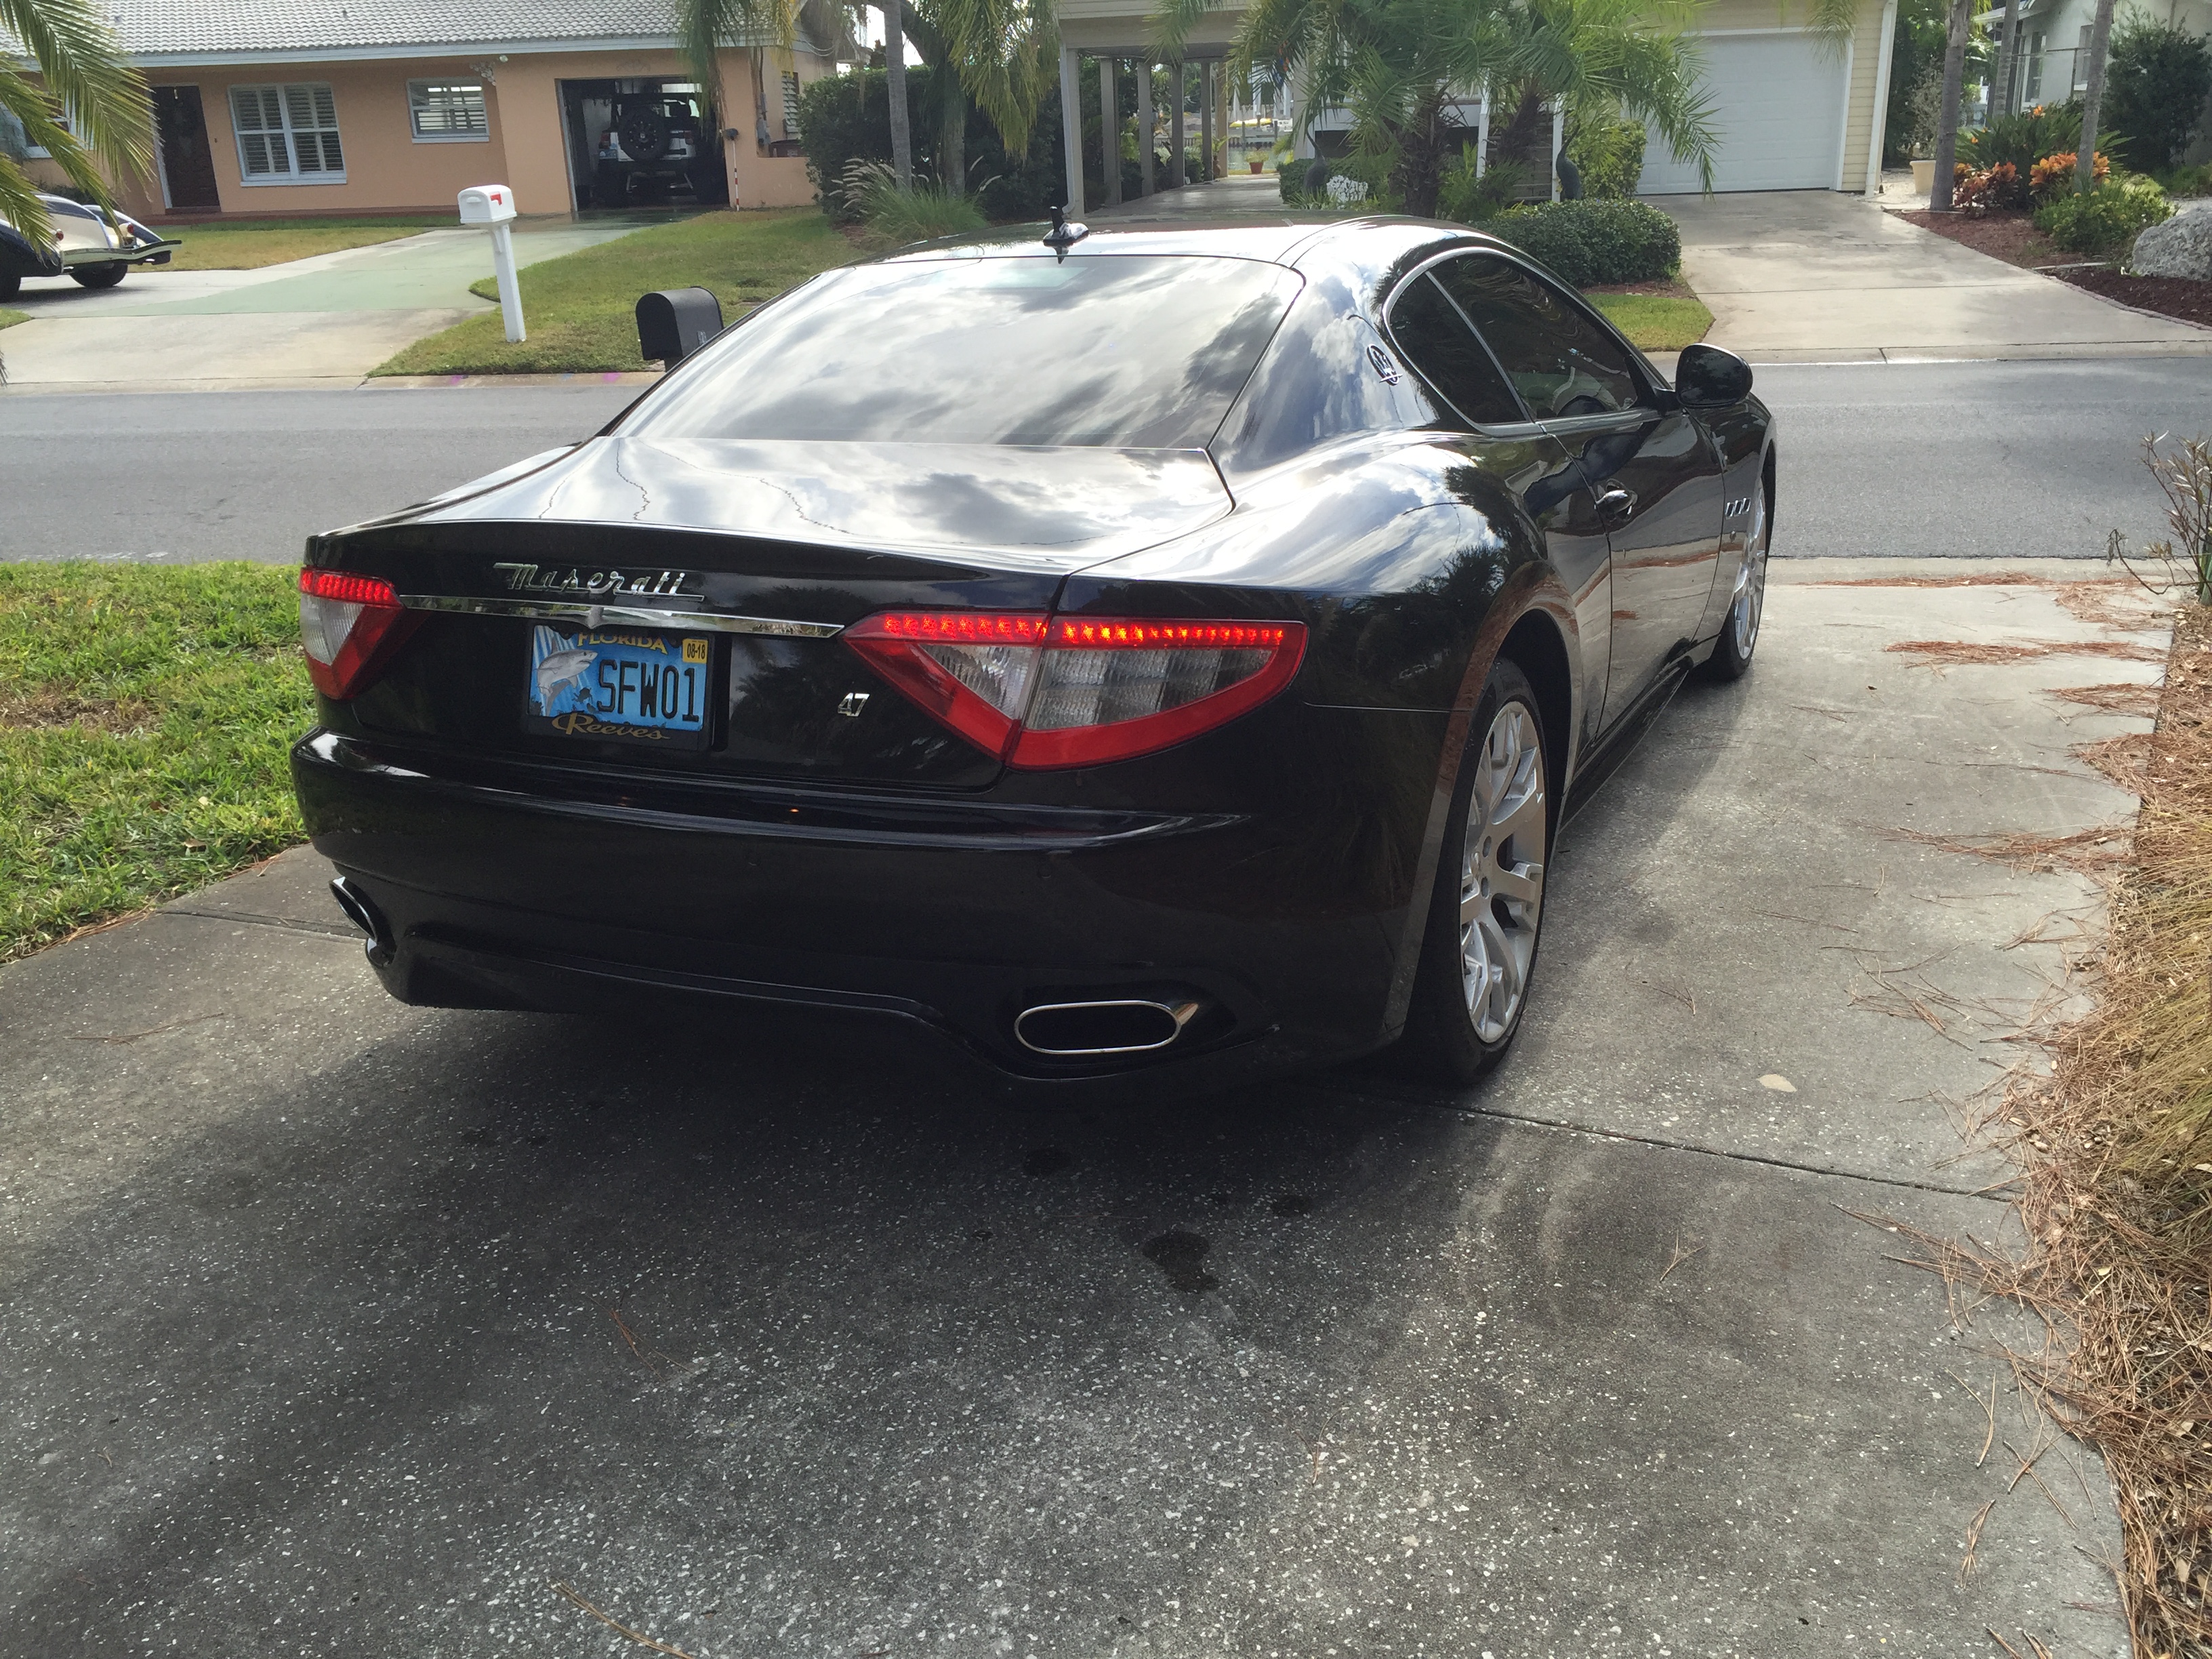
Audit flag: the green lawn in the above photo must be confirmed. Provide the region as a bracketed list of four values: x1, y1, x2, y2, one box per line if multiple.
[159, 216, 448, 270]
[0, 563, 312, 962]
[1589, 292, 1713, 352]
[0, 307, 26, 330]
[375, 209, 855, 375]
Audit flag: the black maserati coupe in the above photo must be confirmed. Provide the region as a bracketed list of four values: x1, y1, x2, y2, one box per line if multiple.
[291, 216, 1775, 1089]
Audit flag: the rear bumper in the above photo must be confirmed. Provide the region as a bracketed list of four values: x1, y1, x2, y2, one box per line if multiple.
[291, 729, 1418, 1087]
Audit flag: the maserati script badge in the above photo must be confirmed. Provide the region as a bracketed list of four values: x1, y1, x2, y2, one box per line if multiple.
[491, 562, 702, 600]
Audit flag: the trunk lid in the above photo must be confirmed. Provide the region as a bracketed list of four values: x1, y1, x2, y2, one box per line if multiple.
[326, 438, 1231, 789]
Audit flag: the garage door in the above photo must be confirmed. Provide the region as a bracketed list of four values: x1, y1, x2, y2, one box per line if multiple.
[1638, 32, 1847, 193]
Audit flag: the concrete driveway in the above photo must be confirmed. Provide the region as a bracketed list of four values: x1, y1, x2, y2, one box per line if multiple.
[0, 216, 650, 390]
[1663, 188, 2212, 362]
[0, 563, 2160, 1656]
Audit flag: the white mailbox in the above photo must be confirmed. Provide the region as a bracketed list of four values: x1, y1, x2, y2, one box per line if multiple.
[459, 184, 525, 343]
[457, 184, 516, 224]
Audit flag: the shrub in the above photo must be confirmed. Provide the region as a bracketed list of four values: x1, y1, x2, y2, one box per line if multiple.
[2030, 150, 2108, 201]
[837, 159, 988, 246]
[1954, 160, 2030, 210]
[2103, 17, 2212, 172]
[1479, 199, 1681, 287]
[1565, 116, 1646, 200]
[1435, 146, 1531, 222]
[1960, 101, 2090, 175]
[2032, 176, 2175, 252]
[1279, 157, 1328, 204]
[795, 67, 1063, 224]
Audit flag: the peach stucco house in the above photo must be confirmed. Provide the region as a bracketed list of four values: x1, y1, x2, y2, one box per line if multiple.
[30, 0, 835, 222]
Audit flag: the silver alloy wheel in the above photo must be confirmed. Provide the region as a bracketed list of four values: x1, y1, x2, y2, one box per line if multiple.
[1458, 701, 1547, 1044]
[1731, 485, 1769, 659]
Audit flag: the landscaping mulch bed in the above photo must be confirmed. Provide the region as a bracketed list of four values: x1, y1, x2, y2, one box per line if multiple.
[1897, 207, 2066, 269]
[1896, 205, 2212, 330]
[2055, 266, 2212, 329]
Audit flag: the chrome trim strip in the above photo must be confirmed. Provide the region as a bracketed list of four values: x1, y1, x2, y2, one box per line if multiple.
[1013, 998, 1203, 1057]
[394, 594, 844, 638]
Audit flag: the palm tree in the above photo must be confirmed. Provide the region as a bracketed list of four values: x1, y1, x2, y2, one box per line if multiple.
[0, 0, 151, 247]
[1169, 0, 1507, 214]
[1482, 0, 1719, 192]
[680, 0, 1050, 197]
[1158, 0, 1719, 214]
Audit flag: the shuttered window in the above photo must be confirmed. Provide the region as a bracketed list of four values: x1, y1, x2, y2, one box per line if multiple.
[229, 83, 344, 182]
[781, 71, 802, 139]
[409, 81, 489, 142]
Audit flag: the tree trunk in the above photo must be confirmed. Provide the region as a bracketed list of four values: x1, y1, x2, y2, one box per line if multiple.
[1390, 84, 1453, 216]
[939, 64, 966, 191]
[883, 1, 912, 189]
[1928, 0, 1973, 210]
[1990, 0, 2023, 120]
[1488, 85, 1548, 171]
[2074, 0, 2116, 192]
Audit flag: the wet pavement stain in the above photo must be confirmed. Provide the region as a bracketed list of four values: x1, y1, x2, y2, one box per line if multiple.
[1141, 1230, 1217, 1294]
[1023, 1147, 1073, 1177]
[1269, 1193, 1313, 1217]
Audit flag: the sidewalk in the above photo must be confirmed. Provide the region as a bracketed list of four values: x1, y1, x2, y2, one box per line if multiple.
[0, 565, 2152, 1656]
[0, 216, 655, 390]
[1663, 187, 2212, 363]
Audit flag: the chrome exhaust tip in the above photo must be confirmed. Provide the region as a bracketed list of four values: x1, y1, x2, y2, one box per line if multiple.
[328, 877, 393, 964]
[1014, 998, 1204, 1058]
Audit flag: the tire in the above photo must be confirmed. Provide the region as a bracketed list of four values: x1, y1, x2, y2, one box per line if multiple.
[70, 262, 127, 289]
[618, 106, 671, 163]
[1397, 657, 1554, 1084]
[1699, 471, 1770, 682]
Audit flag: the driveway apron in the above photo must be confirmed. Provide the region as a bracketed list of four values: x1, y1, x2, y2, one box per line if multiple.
[0, 218, 643, 390]
[0, 562, 2155, 1656]
[1660, 188, 2212, 362]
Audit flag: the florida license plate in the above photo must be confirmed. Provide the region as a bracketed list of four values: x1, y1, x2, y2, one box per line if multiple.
[523, 623, 712, 747]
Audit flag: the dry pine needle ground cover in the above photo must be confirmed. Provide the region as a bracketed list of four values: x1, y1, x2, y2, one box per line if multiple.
[1891, 605, 2212, 1654]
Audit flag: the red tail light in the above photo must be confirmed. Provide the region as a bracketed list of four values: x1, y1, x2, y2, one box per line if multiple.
[844, 611, 1307, 769]
[298, 567, 415, 700]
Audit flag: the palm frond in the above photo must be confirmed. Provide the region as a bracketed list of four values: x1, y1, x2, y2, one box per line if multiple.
[1151, 0, 1226, 62]
[1787, 0, 1857, 61]
[0, 0, 150, 205]
[678, 0, 799, 118]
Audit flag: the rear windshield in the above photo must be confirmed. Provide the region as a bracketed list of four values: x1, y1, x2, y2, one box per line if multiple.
[620, 255, 1303, 450]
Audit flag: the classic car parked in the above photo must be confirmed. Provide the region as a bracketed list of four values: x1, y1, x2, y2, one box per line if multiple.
[291, 216, 1775, 1090]
[0, 192, 179, 298]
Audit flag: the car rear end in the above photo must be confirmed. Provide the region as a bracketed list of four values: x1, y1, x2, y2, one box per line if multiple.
[289, 241, 1433, 1085]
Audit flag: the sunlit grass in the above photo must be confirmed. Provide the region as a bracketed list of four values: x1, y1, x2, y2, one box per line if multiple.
[0, 562, 311, 962]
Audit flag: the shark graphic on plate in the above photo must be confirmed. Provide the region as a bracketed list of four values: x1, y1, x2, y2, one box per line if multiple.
[525, 623, 713, 747]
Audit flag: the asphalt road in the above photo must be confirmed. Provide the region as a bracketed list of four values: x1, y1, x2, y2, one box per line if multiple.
[3, 356, 2209, 564]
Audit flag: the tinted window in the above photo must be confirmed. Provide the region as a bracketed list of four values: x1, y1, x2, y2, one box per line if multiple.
[1386, 272, 1523, 428]
[1434, 257, 1642, 420]
[623, 255, 1303, 449]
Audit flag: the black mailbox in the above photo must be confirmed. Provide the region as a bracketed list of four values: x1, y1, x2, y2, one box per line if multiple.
[635, 287, 725, 367]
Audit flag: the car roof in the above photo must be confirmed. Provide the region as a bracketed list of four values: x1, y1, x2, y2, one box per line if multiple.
[872, 216, 1508, 284]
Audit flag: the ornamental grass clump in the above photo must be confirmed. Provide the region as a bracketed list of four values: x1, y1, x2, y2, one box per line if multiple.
[835, 159, 989, 247]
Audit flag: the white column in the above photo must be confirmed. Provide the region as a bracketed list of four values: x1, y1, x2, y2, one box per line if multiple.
[1475, 91, 1489, 178]
[1198, 58, 1214, 180]
[1550, 102, 1564, 200]
[1865, 0, 1900, 196]
[1059, 45, 1084, 215]
[1136, 62, 1155, 196]
[1170, 61, 1187, 184]
[1100, 56, 1122, 205]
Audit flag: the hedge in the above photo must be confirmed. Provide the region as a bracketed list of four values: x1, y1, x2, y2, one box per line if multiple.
[1479, 199, 1681, 287]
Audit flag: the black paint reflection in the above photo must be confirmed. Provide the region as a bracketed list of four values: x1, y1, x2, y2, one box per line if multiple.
[623, 257, 1303, 451]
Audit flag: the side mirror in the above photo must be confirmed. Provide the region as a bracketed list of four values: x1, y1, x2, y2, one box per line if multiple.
[636, 286, 724, 368]
[1673, 342, 1753, 409]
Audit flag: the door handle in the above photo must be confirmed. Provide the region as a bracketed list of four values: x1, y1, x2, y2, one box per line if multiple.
[1595, 488, 1637, 527]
